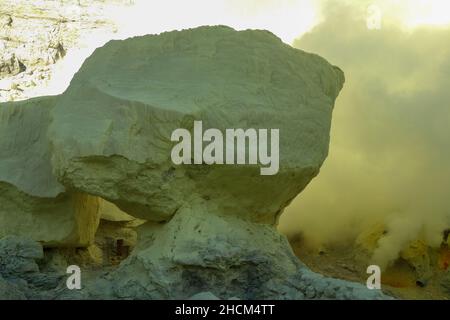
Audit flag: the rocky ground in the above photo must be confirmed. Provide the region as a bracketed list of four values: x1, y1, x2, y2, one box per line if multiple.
[0, 234, 392, 300]
[288, 232, 450, 300]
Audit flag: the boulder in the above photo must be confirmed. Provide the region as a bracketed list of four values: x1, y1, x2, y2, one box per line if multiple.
[111, 206, 302, 299]
[46, 26, 348, 298]
[0, 97, 101, 246]
[0, 26, 390, 299]
[49, 26, 344, 224]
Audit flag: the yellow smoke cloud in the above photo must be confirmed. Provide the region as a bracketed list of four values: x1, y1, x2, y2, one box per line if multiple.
[279, 0, 450, 269]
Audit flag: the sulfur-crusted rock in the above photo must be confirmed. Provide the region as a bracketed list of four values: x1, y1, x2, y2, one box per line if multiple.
[45, 26, 348, 298]
[110, 205, 301, 299]
[0, 97, 101, 246]
[49, 26, 344, 224]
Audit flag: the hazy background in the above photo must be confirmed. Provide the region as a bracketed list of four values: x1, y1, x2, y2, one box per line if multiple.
[279, 0, 450, 269]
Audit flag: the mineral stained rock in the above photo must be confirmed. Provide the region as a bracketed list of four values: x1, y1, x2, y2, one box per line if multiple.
[0, 236, 65, 299]
[0, 26, 389, 299]
[49, 25, 344, 224]
[0, 97, 100, 246]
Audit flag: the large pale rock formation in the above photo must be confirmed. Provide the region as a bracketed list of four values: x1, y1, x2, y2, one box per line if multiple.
[45, 25, 371, 299]
[0, 1, 124, 244]
[49, 26, 344, 224]
[0, 97, 100, 246]
[0, 26, 389, 299]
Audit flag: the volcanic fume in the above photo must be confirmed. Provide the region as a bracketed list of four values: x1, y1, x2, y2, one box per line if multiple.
[0, 26, 388, 299]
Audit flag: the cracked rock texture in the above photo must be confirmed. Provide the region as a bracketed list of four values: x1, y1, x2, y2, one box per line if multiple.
[0, 97, 100, 246]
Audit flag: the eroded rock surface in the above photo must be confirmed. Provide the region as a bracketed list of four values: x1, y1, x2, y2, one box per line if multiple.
[0, 0, 131, 102]
[0, 26, 391, 299]
[0, 236, 65, 299]
[0, 97, 100, 246]
[49, 26, 344, 224]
